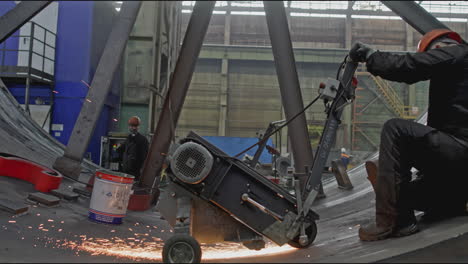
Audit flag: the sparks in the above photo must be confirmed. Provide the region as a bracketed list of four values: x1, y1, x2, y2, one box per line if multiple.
[81, 80, 91, 89]
[58, 236, 297, 261]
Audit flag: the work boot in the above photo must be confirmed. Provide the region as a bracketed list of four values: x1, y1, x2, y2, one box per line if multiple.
[391, 222, 419, 237]
[358, 222, 393, 241]
[365, 160, 378, 192]
[359, 221, 419, 241]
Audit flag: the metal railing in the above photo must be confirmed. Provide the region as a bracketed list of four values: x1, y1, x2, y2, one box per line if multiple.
[0, 21, 56, 114]
[0, 21, 56, 82]
[356, 65, 417, 120]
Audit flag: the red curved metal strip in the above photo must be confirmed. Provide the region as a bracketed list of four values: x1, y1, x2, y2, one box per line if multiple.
[0, 155, 62, 192]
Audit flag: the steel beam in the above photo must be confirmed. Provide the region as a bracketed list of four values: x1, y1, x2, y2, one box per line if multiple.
[263, 1, 314, 190]
[148, 1, 164, 134]
[183, 5, 468, 20]
[0, 1, 51, 44]
[381, 1, 450, 35]
[139, 1, 215, 202]
[53, 1, 142, 179]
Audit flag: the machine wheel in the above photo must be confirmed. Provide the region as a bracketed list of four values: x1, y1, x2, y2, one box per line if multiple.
[162, 234, 202, 263]
[287, 221, 317, 249]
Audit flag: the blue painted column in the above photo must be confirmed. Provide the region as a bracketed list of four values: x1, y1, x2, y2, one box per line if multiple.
[52, 1, 94, 158]
[52, 1, 120, 164]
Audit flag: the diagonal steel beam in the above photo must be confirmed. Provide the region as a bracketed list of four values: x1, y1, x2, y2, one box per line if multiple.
[358, 95, 380, 114]
[139, 1, 216, 202]
[263, 1, 315, 192]
[53, 1, 142, 179]
[0, 1, 51, 44]
[356, 128, 378, 150]
[381, 1, 450, 35]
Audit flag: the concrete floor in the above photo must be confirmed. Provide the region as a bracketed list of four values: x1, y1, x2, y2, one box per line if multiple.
[0, 176, 173, 263]
[2, 170, 468, 263]
[381, 232, 468, 263]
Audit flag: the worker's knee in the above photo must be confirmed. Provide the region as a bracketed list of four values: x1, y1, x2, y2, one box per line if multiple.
[382, 118, 408, 132]
[381, 118, 410, 140]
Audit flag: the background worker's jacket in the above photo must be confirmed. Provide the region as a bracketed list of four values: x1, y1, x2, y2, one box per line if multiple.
[365, 44, 468, 142]
[119, 132, 149, 180]
[341, 153, 350, 169]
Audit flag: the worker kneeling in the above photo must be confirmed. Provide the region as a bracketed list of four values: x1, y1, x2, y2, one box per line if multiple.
[350, 29, 468, 241]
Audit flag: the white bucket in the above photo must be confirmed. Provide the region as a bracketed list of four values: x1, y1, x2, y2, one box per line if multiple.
[88, 169, 134, 224]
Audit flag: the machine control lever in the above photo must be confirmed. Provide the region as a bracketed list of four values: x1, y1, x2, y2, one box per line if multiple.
[241, 193, 284, 222]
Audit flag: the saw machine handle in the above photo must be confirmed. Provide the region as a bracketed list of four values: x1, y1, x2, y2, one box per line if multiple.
[300, 56, 359, 212]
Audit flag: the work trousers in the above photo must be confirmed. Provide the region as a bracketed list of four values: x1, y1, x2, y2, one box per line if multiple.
[376, 118, 468, 227]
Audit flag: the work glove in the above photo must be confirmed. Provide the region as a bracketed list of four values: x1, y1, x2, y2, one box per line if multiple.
[349, 42, 376, 62]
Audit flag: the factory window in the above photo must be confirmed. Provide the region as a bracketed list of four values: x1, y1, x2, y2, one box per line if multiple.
[290, 1, 348, 10]
[352, 1, 391, 11]
[231, 1, 264, 8]
[420, 1, 468, 14]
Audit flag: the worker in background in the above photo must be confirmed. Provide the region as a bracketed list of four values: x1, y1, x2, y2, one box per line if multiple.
[340, 147, 350, 170]
[349, 29, 468, 241]
[118, 116, 149, 183]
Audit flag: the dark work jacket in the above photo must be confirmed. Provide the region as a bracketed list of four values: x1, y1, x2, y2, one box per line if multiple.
[120, 132, 149, 180]
[366, 44, 468, 141]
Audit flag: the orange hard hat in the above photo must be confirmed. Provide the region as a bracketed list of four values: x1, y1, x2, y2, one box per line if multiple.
[417, 29, 462, 52]
[128, 116, 141, 126]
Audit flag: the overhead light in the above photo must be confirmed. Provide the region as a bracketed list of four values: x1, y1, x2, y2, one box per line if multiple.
[291, 13, 346, 18]
[351, 15, 401, 20]
[231, 11, 266, 16]
[437, 17, 467, 22]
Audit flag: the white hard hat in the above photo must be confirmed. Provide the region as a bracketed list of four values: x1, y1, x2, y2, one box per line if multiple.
[341, 148, 346, 153]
